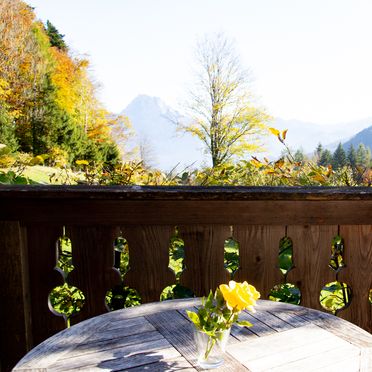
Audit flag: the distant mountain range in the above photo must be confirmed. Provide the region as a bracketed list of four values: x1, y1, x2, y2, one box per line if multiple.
[119, 94, 372, 170]
[342, 126, 372, 150]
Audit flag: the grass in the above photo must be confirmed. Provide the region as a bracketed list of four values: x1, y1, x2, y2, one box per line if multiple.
[0, 165, 79, 184]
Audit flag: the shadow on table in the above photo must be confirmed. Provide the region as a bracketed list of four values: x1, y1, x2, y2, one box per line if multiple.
[96, 348, 195, 371]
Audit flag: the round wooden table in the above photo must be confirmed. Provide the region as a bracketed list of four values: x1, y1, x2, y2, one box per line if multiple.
[14, 299, 372, 371]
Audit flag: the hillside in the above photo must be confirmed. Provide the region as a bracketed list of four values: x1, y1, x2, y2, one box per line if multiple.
[342, 125, 372, 150]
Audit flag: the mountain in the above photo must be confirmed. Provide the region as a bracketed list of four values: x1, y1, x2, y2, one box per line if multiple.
[121, 95, 206, 171]
[263, 118, 372, 158]
[342, 125, 372, 150]
[119, 95, 372, 169]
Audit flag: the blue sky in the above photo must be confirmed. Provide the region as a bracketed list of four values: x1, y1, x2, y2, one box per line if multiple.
[27, 0, 372, 124]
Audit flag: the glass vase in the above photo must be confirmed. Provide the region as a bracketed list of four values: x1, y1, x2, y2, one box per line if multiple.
[193, 328, 231, 369]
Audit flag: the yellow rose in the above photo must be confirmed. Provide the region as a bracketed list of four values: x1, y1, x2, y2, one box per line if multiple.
[219, 280, 260, 312]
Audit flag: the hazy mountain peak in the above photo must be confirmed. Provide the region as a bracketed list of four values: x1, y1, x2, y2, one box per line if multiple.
[121, 95, 205, 170]
[124, 94, 170, 117]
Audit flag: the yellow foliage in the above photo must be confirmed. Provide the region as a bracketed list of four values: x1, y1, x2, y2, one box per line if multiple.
[268, 127, 280, 137]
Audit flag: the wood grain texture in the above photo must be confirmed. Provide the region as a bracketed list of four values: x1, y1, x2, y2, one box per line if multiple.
[233, 225, 285, 299]
[26, 224, 66, 347]
[338, 225, 372, 333]
[146, 310, 246, 371]
[67, 226, 121, 324]
[0, 222, 31, 372]
[3, 199, 372, 225]
[1, 185, 372, 201]
[227, 325, 361, 372]
[13, 299, 372, 372]
[179, 225, 230, 296]
[286, 225, 338, 311]
[123, 225, 176, 303]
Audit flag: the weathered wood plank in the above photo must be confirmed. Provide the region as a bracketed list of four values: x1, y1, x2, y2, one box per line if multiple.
[59, 331, 163, 361]
[146, 309, 246, 371]
[227, 324, 361, 372]
[0, 222, 31, 372]
[179, 225, 230, 296]
[13, 299, 372, 372]
[1, 185, 372, 201]
[3, 199, 372, 225]
[122, 356, 195, 371]
[338, 225, 372, 333]
[234, 225, 285, 299]
[26, 225, 66, 346]
[286, 225, 337, 311]
[15, 315, 110, 369]
[268, 344, 361, 372]
[67, 226, 121, 324]
[50, 337, 180, 371]
[123, 225, 176, 303]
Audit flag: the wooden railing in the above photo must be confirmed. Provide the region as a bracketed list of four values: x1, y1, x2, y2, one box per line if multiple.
[0, 186, 371, 371]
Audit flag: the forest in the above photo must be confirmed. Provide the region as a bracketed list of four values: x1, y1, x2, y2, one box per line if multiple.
[0, 0, 127, 170]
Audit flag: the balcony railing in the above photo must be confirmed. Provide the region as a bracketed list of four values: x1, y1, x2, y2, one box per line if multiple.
[0, 186, 371, 371]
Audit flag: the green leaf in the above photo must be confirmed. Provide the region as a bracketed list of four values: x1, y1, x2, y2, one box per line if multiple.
[236, 320, 253, 327]
[186, 310, 200, 327]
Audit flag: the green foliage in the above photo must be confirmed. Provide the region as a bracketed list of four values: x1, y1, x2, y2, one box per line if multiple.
[45, 20, 67, 51]
[105, 236, 141, 310]
[320, 281, 351, 314]
[278, 237, 294, 276]
[0, 112, 18, 152]
[269, 283, 301, 305]
[49, 284, 85, 326]
[1, 1, 121, 170]
[224, 238, 239, 276]
[347, 145, 357, 169]
[318, 149, 333, 167]
[329, 235, 345, 273]
[332, 143, 347, 170]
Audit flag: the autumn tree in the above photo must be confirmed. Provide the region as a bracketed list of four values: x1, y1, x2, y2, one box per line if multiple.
[0, 0, 126, 166]
[179, 33, 270, 167]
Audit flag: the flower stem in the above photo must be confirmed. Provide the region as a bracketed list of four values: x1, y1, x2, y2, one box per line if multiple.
[204, 336, 216, 360]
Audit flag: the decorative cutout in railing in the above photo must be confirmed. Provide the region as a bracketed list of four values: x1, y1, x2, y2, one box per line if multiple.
[161, 229, 194, 300]
[49, 233, 85, 327]
[106, 234, 141, 310]
[224, 231, 240, 278]
[269, 235, 301, 305]
[319, 234, 352, 314]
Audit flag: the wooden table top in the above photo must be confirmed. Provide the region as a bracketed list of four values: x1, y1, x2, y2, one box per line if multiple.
[14, 299, 372, 371]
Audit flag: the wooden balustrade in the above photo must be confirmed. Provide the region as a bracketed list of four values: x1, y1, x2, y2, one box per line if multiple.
[0, 186, 372, 371]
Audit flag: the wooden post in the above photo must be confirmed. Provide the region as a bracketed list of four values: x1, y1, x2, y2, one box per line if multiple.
[0, 221, 31, 372]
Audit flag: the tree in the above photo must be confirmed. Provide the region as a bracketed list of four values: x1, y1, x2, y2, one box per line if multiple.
[294, 148, 305, 163]
[315, 143, 323, 164]
[347, 144, 357, 169]
[45, 20, 67, 51]
[179, 33, 270, 167]
[332, 143, 347, 170]
[319, 149, 332, 167]
[356, 143, 371, 167]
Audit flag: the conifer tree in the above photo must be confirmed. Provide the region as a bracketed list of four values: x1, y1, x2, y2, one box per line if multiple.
[356, 143, 371, 167]
[332, 143, 347, 170]
[45, 20, 67, 51]
[315, 143, 323, 164]
[319, 149, 332, 167]
[347, 144, 357, 169]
